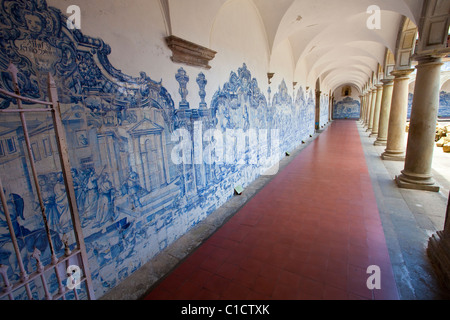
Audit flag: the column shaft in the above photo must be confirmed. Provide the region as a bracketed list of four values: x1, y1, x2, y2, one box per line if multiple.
[359, 95, 364, 122]
[381, 69, 414, 161]
[370, 84, 383, 137]
[367, 89, 377, 131]
[396, 55, 443, 192]
[364, 91, 372, 127]
[374, 79, 394, 146]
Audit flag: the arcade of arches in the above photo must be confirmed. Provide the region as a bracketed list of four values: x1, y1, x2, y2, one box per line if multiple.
[0, 0, 449, 301]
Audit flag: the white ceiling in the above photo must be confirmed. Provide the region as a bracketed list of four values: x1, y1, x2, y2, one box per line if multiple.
[251, 0, 422, 92]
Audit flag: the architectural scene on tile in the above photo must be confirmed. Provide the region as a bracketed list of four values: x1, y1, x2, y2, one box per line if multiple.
[0, 0, 449, 300]
[0, 0, 322, 299]
[407, 61, 450, 119]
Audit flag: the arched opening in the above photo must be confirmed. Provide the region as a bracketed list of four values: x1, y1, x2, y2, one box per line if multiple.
[439, 78, 450, 120]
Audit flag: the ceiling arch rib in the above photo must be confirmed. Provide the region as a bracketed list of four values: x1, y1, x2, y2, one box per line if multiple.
[319, 63, 374, 84]
[305, 44, 385, 82]
[312, 64, 373, 92]
[201, 0, 425, 93]
[305, 53, 382, 92]
[326, 72, 369, 92]
[294, 11, 402, 90]
[269, 0, 418, 55]
[322, 67, 372, 87]
[303, 42, 384, 71]
[256, 0, 421, 91]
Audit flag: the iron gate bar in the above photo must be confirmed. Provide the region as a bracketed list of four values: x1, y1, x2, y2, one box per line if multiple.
[0, 265, 13, 299]
[0, 176, 33, 299]
[48, 74, 95, 300]
[0, 87, 54, 106]
[0, 63, 95, 300]
[0, 248, 88, 300]
[0, 108, 52, 113]
[31, 248, 52, 300]
[8, 64, 58, 264]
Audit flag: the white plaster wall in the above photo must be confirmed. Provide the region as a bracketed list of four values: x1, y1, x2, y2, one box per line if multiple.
[47, 0, 215, 110]
[169, 0, 226, 49]
[294, 58, 310, 89]
[208, 0, 270, 101]
[48, 0, 170, 80]
[269, 38, 295, 97]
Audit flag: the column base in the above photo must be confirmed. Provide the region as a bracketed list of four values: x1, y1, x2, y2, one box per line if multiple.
[427, 231, 450, 293]
[374, 139, 387, 146]
[395, 172, 440, 192]
[369, 132, 378, 138]
[381, 151, 405, 161]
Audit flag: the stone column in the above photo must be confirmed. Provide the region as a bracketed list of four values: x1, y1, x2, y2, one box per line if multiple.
[365, 91, 371, 127]
[370, 83, 383, 137]
[361, 93, 367, 124]
[381, 68, 414, 161]
[368, 89, 377, 131]
[359, 95, 364, 123]
[395, 55, 444, 192]
[374, 79, 394, 146]
[369, 88, 378, 132]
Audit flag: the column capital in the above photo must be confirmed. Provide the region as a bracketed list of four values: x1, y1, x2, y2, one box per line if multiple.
[412, 48, 450, 63]
[390, 68, 415, 79]
[375, 83, 383, 89]
[413, 52, 445, 69]
[380, 78, 394, 86]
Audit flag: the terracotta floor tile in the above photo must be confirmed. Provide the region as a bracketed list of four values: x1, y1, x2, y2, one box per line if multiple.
[188, 269, 214, 287]
[203, 274, 231, 296]
[200, 256, 225, 273]
[251, 275, 278, 296]
[216, 262, 240, 280]
[173, 280, 203, 300]
[323, 285, 350, 300]
[144, 286, 173, 300]
[272, 283, 301, 300]
[193, 288, 221, 300]
[278, 269, 302, 289]
[234, 268, 258, 289]
[323, 269, 348, 291]
[220, 281, 252, 300]
[298, 276, 325, 299]
[144, 121, 399, 301]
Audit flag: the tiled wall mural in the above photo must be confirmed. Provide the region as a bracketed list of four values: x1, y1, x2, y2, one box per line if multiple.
[333, 97, 361, 119]
[439, 91, 450, 118]
[0, 0, 316, 298]
[407, 92, 450, 119]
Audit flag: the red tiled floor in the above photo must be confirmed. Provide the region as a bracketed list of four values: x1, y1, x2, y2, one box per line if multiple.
[144, 120, 399, 301]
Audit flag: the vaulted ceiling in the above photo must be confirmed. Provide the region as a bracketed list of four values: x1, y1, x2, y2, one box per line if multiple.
[251, 0, 423, 92]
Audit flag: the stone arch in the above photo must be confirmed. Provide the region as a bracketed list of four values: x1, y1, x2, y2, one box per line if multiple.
[394, 16, 418, 70]
[441, 73, 450, 91]
[208, 0, 271, 91]
[383, 48, 396, 78]
[440, 78, 450, 118]
[415, 0, 450, 55]
[209, 0, 271, 60]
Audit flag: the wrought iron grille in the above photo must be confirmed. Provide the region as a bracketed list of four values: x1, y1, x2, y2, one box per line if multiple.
[0, 63, 95, 300]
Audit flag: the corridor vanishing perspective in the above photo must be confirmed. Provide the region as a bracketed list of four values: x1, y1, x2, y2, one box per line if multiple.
[144, 121, 399, 300]
[0, 0, 449, 302]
